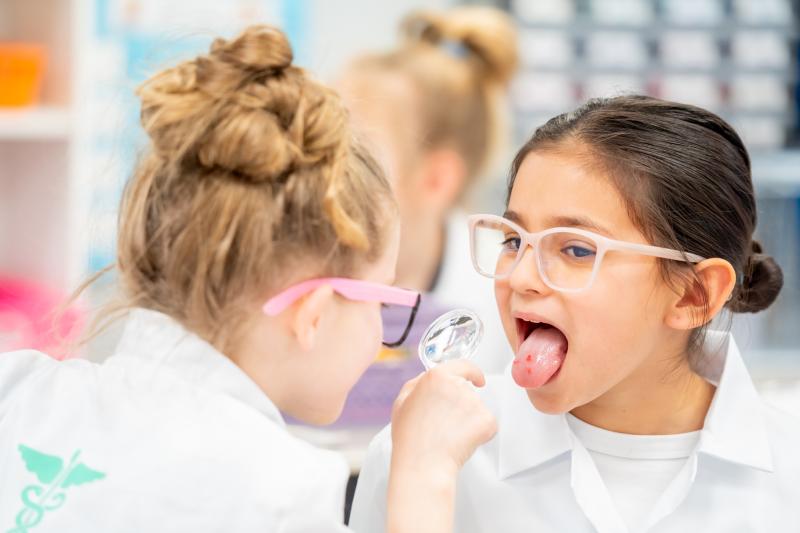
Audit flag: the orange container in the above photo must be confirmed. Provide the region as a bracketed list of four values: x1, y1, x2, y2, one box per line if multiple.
[0, 43, 46, 107]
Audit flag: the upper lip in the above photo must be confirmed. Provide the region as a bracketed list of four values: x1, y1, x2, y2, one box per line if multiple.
[512, 310, 569, 348]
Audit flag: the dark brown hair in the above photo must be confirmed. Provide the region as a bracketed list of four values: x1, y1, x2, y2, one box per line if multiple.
[509, 96, 783, 337]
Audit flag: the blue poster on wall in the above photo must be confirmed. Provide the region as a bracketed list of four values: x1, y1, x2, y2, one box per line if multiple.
[86, 0, 306, 272]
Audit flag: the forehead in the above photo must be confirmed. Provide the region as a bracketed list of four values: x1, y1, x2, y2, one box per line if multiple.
[508, 149, 641, 240]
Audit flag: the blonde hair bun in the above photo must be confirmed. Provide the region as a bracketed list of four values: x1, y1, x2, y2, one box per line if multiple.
[401, 7, 518, 87]
[136, 25, 349, 185]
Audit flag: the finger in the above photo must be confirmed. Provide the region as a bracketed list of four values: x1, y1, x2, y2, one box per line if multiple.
[436, 359, 486, 388]
[392, 373, 424, 416]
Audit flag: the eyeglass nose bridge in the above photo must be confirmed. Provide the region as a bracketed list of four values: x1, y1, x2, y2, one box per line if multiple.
[506, 232, 549, 286]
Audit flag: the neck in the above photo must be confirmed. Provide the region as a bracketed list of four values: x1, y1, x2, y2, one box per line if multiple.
[395, 215, 445, 292]
[570, 343, 716, 435]
[228, 320, 293, 413]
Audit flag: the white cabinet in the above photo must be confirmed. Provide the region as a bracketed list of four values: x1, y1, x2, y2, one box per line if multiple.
[0, 0, 92, 293]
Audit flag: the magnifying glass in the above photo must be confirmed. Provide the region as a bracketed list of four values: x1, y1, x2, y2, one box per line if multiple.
[418, 309, 484, 370]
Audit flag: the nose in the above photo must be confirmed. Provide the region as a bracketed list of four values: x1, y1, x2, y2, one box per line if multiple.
[507, 242, 550, 295]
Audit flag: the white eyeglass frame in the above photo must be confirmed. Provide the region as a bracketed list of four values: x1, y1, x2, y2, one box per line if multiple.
[468, 214, 706, 293]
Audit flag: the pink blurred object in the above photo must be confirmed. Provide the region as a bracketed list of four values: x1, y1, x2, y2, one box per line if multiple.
[0, 277, 85, 360]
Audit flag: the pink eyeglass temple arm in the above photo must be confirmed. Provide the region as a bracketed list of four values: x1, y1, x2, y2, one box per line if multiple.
[263, 277, 419, 316]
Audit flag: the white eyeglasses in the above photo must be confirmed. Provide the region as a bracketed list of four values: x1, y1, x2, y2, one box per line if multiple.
[468, 214, 706, 293]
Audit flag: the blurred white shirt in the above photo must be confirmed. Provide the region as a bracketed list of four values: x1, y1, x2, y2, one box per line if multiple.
[0, 309, 351, 533]
[435, 212, 512, 374]
[350, 331, 800, 533]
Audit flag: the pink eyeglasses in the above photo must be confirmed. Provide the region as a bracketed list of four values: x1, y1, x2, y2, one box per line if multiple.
[263, 278, 422, 348]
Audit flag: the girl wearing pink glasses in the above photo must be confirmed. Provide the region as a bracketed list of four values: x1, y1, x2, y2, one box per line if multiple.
[352, 97, 799, 532]
[0, 26, 494, 533]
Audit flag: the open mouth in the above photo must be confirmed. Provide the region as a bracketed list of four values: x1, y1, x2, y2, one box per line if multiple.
[511, 317, 569, 389]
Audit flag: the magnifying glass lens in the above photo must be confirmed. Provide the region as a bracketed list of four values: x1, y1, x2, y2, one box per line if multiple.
[417, 309, 483, 370]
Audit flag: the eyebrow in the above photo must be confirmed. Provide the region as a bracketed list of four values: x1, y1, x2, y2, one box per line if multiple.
[503, 210, 614, 237]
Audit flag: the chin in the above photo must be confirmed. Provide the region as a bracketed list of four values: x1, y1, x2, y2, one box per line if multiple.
[287, 397, 346, 427]
[525, 389, 573, 415]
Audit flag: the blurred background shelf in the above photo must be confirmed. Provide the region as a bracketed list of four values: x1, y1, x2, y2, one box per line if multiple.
[0, 0, 91, 297]
[752, 150, 800, 195]
[0, 107, 72, 141]
[749, 349, 800, 379]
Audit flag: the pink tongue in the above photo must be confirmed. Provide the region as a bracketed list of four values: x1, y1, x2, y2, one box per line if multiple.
[512, 327, 567, 389]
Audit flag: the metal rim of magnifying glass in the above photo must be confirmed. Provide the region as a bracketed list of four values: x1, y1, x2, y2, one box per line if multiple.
[417, 308, 484, 370]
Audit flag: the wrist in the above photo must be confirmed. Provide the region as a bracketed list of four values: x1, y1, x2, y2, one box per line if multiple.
[386, 456, 458, 533]
[390, 448, 460, 483]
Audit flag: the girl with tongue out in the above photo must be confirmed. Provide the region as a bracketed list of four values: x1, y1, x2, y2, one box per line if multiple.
[351, 95, 800, 533]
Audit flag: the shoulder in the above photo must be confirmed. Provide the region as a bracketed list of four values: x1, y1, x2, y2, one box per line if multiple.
[0, 349, 62, 382]
[762, 401, 800, 462]
[755, 399, 800, 495]
[0, 350, 94, 413]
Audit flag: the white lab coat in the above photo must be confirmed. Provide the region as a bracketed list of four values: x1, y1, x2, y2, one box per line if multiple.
[350, 331, 800, 533]
[0, 309, 351, 533]
[435, 213, 511, 374]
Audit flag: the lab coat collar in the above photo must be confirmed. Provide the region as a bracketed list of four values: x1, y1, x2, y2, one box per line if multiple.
[112, 308, 286, 427]
[694, 331, 774, 472]
[497, 330, 772, 479]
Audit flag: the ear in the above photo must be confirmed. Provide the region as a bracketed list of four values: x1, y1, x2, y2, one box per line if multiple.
[665, 258, 737, 330]
[290, 285, 336, 351]
[417, 148, 467, 211]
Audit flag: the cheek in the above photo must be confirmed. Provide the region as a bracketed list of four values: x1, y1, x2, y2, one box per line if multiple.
[555, 266, 667, 401]
[324, 306, 381, 378]
[350, 305, 383, 368]
[573, 260, 664, 342]
[494, 281, 517, 346]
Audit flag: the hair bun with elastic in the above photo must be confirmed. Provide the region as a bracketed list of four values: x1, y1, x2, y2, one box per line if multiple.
[728, 239, 784, 313]
[401, 7, 518, 86]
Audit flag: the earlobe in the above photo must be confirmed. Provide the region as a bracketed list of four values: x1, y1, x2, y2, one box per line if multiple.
[666, 258, 737, 330]
[291, 284, 335, 351]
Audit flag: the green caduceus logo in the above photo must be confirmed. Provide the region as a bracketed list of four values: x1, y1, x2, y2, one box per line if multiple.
[7, 444, 106, 533]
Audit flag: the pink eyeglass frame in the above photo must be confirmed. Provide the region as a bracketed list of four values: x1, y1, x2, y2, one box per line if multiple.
[262, 277, 421, 347]
[468, 214, 707, 293]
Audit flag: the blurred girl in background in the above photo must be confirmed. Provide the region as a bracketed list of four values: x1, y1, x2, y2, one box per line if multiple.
[338, 6, 519, 373]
